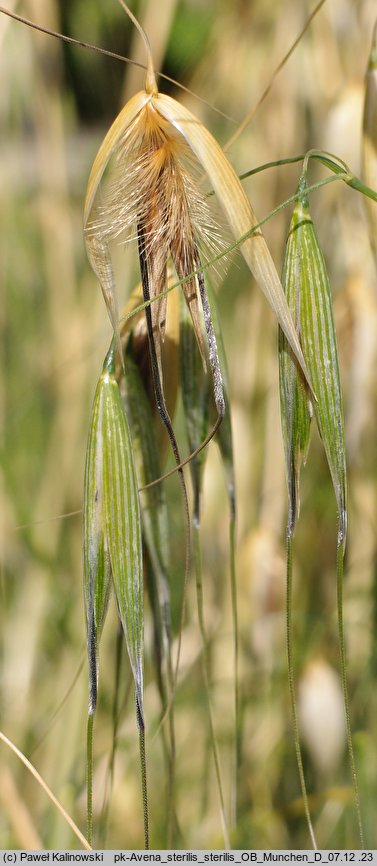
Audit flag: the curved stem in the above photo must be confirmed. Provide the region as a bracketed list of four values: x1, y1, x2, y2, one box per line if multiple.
[0, 729, 91, 850]
[0, 6, 233, 121]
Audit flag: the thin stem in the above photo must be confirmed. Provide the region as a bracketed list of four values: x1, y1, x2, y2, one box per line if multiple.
[116, 0, 157, 94]
[286, 533, 317, 849]
[99, 621, 125, 847]
[86, 713, 94, 847]
[146, 557, 177, 846]
[164, 609, 178, 846]
[137, 702, 150, 850]
[240, 153, 377, 204]
[229, 508, 241, 829]
[0, 6, 234, 122]
[239, 151, 348, 181]
[140, 414, 222, 490]
[336, 534, 365, 848]
[193, 522, 230, 849]
[225, 0, 327, 151]
[239, 155, 306, 180]
[0, 730, 91, 849]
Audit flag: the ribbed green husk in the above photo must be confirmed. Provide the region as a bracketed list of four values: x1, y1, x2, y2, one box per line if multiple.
[279, 195, 312, 536]
[83, 343, 144, 720]
[279, 174, 346, 544]
[83, 357, 113, 716]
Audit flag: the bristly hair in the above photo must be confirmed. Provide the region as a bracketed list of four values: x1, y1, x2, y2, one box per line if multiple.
[87, 103, 227, 401]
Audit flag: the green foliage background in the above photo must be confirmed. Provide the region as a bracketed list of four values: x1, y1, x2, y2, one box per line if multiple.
[1, 0, 377, 850]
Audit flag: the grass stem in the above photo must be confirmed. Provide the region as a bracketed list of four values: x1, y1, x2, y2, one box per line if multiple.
[138, 714, 150, 850]
[336, 534, 365, 848]
[286, 533, 317, 849]
[99, 622, 125, 846]
[86, 713, 94, 847]
[229, 508, 241, 828]
[0, 730, 91, 849]
[193, 523, 230, 849]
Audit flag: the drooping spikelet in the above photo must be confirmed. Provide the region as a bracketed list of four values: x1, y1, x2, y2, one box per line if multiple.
[279, 172, 346, 543]
[84, 26, 312, 417]
[83, 342, 144, 720]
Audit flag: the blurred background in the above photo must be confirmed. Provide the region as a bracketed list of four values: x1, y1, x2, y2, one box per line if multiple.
[1, 0, 377, 850]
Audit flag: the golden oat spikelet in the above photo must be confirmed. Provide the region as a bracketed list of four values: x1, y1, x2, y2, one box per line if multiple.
[83, 4, 311, 398]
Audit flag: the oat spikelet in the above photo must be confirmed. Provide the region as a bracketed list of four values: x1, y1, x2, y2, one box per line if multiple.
[84, 20, 311, 398]
[86, 103, 224, 407]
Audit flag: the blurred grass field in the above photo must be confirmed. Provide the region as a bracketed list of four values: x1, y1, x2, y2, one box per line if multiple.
[1, 0, 377, 850]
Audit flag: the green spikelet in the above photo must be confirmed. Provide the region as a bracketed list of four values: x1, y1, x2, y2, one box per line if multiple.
[84, 342, 144, 715]
[278, 184, 312, 537]
[83, 350, 113, 718]
[83, 341, 146, 844]
[279, 170, 364, 849]
[279, 172, 346, 542]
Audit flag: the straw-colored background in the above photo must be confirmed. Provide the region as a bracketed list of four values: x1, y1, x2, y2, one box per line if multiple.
[1, 0, 377, 849]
